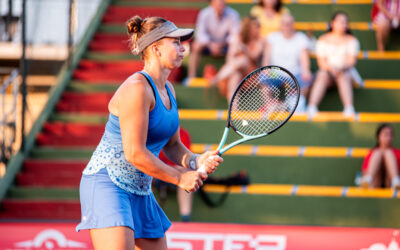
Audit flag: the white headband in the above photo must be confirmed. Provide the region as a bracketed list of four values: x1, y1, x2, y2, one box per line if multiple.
[133, 21, 194, 55]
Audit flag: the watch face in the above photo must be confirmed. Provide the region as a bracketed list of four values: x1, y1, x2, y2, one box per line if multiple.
[190, 160, 196, 170]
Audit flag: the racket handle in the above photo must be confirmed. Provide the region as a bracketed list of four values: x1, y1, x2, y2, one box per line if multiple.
[197, 165, 207, 174]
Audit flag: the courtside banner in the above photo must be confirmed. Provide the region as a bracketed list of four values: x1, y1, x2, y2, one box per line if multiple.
[0, 222, 399, 250]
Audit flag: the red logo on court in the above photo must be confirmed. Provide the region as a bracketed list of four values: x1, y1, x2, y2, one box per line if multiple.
[360, 230, 400, 250]
[14, 229, 87, 249]
[167, 232, 286, 250]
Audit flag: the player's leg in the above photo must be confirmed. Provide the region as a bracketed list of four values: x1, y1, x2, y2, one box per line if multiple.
[90, 226, 135, 250]
[135, 236, 167, 250]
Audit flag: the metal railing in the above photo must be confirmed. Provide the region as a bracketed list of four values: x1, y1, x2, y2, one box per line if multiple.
[0, 69, 19, 166]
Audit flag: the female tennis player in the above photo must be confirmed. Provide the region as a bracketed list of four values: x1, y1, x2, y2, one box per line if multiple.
[76, 15, 223, 249]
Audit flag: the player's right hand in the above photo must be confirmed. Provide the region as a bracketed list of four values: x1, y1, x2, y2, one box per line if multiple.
[178, 170, 207, 192]
[197, 150, 223, 174]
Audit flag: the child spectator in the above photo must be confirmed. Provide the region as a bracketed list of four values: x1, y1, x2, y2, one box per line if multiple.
[210, 16, 264, 101]
[361, 123, 400, 189]
[306, 11, 360, 118]
[250, 0, 289, 38]
[263, 13, 312, 113]
[188, 0, 240, 79]
[372, 0, 400, 51]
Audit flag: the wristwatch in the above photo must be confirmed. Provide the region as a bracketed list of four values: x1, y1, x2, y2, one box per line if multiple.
[189, 154, 198, 170]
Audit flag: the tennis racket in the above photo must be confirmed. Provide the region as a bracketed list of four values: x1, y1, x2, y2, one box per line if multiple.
[198, 65, 299, 173]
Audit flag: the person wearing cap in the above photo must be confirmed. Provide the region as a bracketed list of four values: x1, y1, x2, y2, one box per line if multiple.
[75, 16, 223, 249]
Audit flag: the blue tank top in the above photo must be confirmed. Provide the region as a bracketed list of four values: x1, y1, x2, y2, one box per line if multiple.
[83, 71, 179, 195]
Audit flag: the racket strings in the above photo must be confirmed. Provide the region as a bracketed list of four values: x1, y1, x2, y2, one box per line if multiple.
[230, 67, 298, 136]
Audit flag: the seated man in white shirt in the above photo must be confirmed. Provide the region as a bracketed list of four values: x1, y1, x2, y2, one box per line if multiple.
[263, 13, 312, 113]
[188, 0, 240, 79]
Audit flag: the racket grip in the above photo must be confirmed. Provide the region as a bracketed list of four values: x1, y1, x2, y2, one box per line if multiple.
[197, 165, 207, 174]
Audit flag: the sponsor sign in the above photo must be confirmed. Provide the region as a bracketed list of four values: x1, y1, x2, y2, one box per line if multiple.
[0, 222, 398, 250]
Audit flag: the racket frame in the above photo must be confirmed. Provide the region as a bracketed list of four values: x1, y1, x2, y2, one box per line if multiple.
[217, 65, 300, 155]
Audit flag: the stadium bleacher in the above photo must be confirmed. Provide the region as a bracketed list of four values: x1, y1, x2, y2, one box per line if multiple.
[1, 0, 400, 228]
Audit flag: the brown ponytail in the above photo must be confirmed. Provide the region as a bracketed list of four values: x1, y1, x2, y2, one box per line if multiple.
[126, 15, 167, 58]
[126, 15, 143, 34]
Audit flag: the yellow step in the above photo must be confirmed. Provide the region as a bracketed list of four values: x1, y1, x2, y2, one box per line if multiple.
[363, 80, 400, 89]
[188, 78, 400, 89]
[295, 22, 375, 31]
[203, 184, 399, 199]
[310, 51, 400, 60]
[191, 143, 368, 158]
[179, 109, 400, 123]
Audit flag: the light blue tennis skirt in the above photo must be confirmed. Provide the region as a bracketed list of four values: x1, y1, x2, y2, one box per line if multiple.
[76, 168, 171, 238]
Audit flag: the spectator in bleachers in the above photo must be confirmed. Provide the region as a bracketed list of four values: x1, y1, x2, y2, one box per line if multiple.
[306, 11, 360, 118]
[372, 0, 400, 51]
[250, 0, 290, 38]
[210, 16, 264, 101]
[361, 123, 400, 189]
[188, 0, 241, 79]
[263, 13, 312, 113]
[158, 127, 194, 222]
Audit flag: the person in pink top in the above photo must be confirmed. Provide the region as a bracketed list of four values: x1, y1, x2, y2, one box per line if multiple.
[372, 0, 400, 51]
[361, 123, 400, 189]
